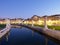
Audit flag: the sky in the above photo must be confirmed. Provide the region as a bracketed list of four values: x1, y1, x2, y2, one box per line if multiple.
[0, 0, 60, 19]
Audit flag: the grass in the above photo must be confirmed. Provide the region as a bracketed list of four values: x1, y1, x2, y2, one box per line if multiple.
[0, 24, 6, 29]
[23, 24, 60, 30]
[34, 24, 60, 30]
[48, 26, 60, 30]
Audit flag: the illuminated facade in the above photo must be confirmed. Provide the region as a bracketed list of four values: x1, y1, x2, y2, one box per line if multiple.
[0, 19, 6, 24]
[0, 18, 23, 24]
[10, 18, 23, 24]
[0, 15, 60, 26]
[24, 15, 60, 26]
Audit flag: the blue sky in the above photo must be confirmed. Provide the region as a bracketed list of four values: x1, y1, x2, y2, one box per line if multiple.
[0, 0, 60, 18]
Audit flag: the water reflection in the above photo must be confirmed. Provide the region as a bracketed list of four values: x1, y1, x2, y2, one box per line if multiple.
[5, 32, 10, 41]
[0, 27, 59, 45]
[45, 37, 48, 45]
[32, 31, 34, 37]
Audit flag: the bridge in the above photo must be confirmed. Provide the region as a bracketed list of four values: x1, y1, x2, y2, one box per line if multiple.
[0, 19, 11, 39]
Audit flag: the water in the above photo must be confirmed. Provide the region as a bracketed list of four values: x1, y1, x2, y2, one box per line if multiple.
[0, 27, 58, 45]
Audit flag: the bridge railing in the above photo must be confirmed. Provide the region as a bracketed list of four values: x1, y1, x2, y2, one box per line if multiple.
[0, 19, 11, 38]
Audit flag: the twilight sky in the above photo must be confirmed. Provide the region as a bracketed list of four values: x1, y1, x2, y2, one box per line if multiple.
[0, 0, 60, 19]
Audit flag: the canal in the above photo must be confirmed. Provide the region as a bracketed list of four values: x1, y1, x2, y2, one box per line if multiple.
[0, 27, 58, 45]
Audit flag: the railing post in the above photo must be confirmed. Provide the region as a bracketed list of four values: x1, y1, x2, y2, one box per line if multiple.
[44, 16, 48, 29]
[32, 20, 34, 26]
[5, 19, 11, 28]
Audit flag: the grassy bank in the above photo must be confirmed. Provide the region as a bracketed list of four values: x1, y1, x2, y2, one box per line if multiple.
[34, 24, 60, 30]
[0, 24, 6, 29]
[48, 26, 60, 30]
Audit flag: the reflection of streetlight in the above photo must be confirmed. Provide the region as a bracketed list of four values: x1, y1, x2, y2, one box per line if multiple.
[6, 32, 10, 41]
